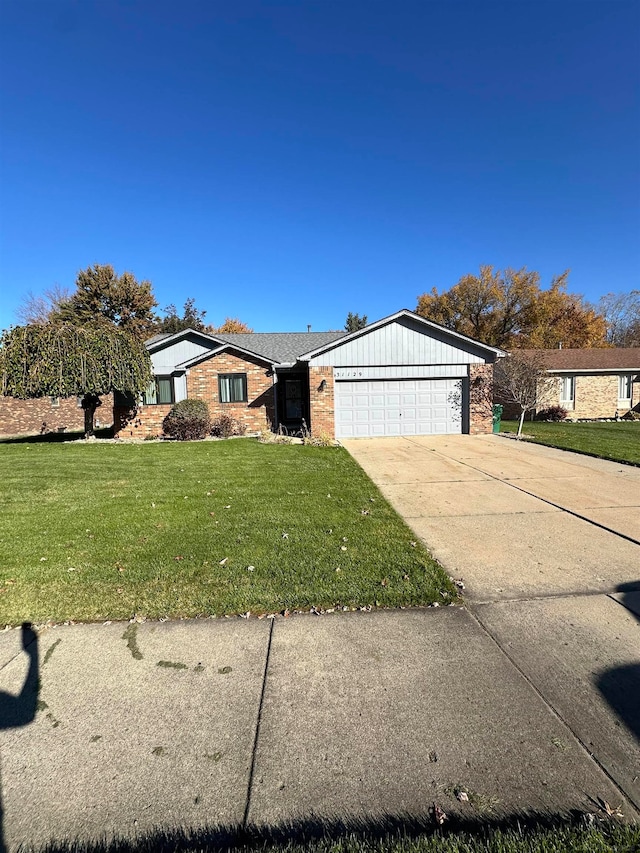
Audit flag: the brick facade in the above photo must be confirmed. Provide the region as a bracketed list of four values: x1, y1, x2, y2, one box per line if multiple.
[0, 394, 114, 438]
[187, 351, 275, 431]
[558, 374, 638, 420]
[468, 364, 494, 435]
[308, 366, 335, 437]
[114, 351, 275, 439]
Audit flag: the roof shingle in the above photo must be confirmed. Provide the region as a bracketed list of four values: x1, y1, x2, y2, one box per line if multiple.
[520, 348, 640, 371]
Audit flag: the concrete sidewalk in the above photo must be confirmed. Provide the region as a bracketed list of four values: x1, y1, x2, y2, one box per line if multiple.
[1, 607, 638, 851]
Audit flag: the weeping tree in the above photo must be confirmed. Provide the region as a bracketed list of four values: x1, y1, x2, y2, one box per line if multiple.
[0, 324, 152, 437]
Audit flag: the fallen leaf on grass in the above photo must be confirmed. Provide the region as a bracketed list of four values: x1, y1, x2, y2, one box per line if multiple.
[340, 546, 347, 551]
[246, 565, 255, 572]
[456, 791, 469, 802]
[174, 556, 184, 562]
[219, 558, 228, 565]
[381, 578, 388, 587]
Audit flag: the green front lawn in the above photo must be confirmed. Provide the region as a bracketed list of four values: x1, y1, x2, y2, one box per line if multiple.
[499, 420, 640, 466]
[0, 440, 454, 625]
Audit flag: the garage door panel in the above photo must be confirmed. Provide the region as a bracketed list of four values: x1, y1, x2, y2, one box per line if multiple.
[335, 378, 462, 439]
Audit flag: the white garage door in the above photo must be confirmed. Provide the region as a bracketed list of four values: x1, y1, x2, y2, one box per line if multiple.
[335, 378, 462, 438]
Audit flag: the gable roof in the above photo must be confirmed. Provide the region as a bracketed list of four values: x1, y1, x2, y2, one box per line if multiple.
[145, 326, 346, 368]
[520, 348, 640, 372]
[297, 309, 507, 360]
[144, 311, 507, 369]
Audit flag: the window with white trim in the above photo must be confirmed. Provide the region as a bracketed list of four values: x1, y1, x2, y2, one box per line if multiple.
[143, 377, 175, 405]
[560, 376, 575, 407]
[50, 396, 60, 408]
[618, 374, 632, 402]
[218, 373, 247, 403]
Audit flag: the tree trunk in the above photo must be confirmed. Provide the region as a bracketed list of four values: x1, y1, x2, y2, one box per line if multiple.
[517, 407, 526, 438]
[81, 394, 101, 439]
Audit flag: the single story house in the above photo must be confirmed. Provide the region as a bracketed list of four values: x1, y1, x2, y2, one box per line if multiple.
[500, 348, 640, 420]
[115, 309, 505, 440]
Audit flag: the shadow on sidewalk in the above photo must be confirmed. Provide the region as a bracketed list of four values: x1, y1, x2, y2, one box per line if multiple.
[12, 809, 623, 853]
[0, 624, 39, 853]
[596, 582, 640, 743]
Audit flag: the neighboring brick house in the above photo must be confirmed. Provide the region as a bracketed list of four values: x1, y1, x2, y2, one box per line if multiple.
[499, 348, 640, 420]
[0, 393, 114, 438]
[115, 310, 504, 440]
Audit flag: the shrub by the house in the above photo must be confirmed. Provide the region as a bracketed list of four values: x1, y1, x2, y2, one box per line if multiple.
[535, 405, 568, 422]
[210, 414, 247, 438]
[162, 399, 211, 440]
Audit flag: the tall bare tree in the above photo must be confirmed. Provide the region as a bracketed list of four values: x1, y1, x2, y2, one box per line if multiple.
[598, 291, 640, 347]
[16, 284, 72, 325]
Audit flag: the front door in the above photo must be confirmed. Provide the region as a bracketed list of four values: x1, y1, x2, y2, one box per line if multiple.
[284, 379, 303, 420]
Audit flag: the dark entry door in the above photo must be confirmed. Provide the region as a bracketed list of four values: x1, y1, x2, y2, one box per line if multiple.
[284, 379, 303, 420]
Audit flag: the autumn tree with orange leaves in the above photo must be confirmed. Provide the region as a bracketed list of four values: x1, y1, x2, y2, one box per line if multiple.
[416, 267, 607, 350]
[208, 317, 254, 333]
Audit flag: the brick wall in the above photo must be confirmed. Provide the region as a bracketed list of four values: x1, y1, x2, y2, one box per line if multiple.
[115, 352, 275, 439]
[468, 364, 494, 435]
[309, 366, 335, 438]
[114, 403, 171, 439]
[188, 352, 275, 431]
[571, 375, 628, 419]
[545, 374, 637, 419]
[0, 394, 114, 437]
[498, 372, 640, 421]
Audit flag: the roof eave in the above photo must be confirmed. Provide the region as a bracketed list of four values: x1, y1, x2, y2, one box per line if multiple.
[176, 342, 278, 370]
[146, 328, 226, 353]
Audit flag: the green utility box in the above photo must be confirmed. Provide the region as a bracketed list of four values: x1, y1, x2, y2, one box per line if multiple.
[492, 404, 503, 434]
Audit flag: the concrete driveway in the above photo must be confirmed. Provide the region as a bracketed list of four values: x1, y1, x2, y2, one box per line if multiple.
[344, 434, 640, 814]
[342, 434, 640, 602]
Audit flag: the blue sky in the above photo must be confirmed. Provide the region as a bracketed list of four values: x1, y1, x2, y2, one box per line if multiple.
[1, 0, 638, 333]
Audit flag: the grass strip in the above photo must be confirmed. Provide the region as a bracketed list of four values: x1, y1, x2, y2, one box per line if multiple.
[25, 818, 640, 853]
[499, 420, 640, 466]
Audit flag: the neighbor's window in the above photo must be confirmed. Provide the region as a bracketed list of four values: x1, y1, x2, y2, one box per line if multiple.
[560, 376, 575, 406]
[618, 374, 632, 401]
[50, 396, 60, 408]
[143, 377, 174, 405]
[218, 373, 247, 403]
